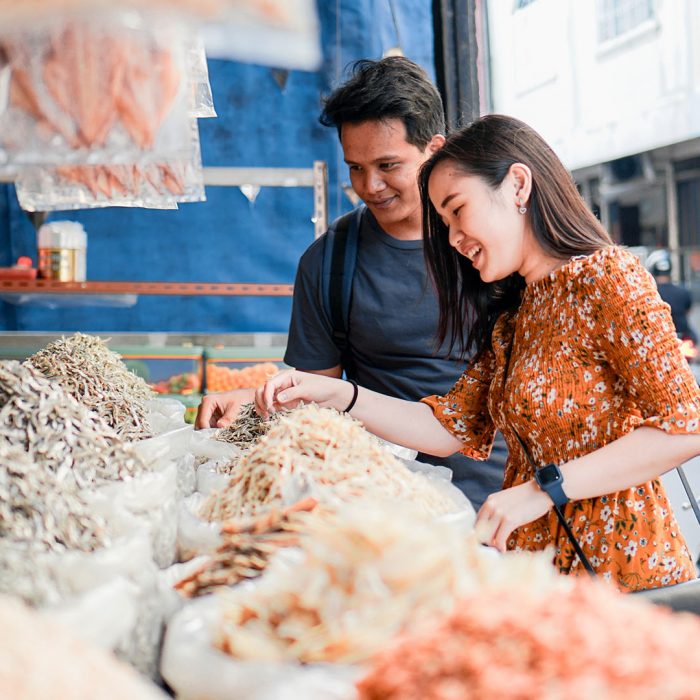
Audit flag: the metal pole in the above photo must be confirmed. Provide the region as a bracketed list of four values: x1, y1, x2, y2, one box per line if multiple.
[666, 161, 681, 284]
[433, 0, 481, 130]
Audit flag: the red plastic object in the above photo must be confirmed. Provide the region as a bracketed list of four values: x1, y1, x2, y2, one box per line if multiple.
[0, 266, 38, 280]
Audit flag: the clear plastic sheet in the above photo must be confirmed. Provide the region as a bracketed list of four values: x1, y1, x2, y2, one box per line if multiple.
[188, 35, 215, 118]
[15, 119, 206, 210]
[177, 492, 222, 561]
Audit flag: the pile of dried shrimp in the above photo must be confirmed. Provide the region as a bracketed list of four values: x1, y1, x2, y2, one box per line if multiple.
[175, 497, 317, 597]
[357, 580, 700, 700]
[215, 502, 563, 665]
[200, 404, 457, 521]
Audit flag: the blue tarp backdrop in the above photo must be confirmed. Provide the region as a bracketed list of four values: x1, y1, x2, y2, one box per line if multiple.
[0, 0, 435, 333]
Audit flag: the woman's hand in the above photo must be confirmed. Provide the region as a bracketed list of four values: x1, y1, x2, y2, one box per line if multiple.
[475, 480, 552, 551]
[254, 369, 352, 418]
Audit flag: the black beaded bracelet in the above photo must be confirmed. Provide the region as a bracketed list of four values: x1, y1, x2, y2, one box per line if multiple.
[343, 379, 359, 413]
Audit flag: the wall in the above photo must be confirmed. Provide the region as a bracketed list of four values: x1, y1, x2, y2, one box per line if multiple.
[0, 0, 436, 333]
[486, 0, 700, 170]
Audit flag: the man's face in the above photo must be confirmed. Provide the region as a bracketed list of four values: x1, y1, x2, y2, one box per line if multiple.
[341, 119, 442, 237]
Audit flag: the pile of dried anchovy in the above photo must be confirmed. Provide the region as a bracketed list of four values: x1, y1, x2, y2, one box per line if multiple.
[0, 361, 147, 487]
[0, 442, 108, 553]
[27, 333, 154, 441]
[215, 402, 280, 449]
[175, 497, 317, 597]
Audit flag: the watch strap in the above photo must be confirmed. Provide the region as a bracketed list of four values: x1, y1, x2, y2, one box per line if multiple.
[536, 466, 569, 507]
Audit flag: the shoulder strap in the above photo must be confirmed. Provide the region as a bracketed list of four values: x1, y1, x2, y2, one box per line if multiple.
[322, 205, 365, 353]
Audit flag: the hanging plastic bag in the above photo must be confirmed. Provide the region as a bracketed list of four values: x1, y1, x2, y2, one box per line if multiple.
[14, 119, 206, 211]
[0, 15, 193, 166]
[188, 35, 215, 118]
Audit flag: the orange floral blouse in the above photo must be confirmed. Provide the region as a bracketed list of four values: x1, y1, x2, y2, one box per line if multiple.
[423, 247, 700, 592]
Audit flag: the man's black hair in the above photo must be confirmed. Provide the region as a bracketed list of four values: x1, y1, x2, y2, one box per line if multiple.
[319, 56, 445, 149]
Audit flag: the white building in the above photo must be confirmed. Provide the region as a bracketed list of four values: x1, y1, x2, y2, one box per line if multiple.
[485, 0, 700, 284]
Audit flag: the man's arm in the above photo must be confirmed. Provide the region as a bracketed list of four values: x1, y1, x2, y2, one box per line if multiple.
[301, 365, 343, 378]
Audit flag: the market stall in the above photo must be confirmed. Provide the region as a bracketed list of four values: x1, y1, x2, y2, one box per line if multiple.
[3, 3, 700, 699]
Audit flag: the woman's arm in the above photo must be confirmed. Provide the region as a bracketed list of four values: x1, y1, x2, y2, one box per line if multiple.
[256, 370, 464, 457]
[477, 427, 700, 551]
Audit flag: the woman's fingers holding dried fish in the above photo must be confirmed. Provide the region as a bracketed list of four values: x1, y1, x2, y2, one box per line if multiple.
[255, 369, 298, 417]
[256, 371, 351, 416]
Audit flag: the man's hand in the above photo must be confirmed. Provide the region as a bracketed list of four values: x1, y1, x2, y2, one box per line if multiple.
[195, 388, 256, 429]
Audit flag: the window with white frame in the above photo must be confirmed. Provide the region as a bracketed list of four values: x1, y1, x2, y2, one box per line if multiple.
[597, 0, 654, 43]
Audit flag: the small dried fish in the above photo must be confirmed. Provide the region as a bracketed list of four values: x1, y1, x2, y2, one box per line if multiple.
[0, 360, 147, 486]
[27, 333, 153, 441]
[215, 402, 279, 449]
[0, 443, 108, 554]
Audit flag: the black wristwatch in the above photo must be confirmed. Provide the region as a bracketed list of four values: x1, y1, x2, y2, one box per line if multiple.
[534, 463, 569, 507]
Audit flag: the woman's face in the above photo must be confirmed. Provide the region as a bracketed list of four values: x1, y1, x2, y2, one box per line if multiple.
[428, 161, 544, 283]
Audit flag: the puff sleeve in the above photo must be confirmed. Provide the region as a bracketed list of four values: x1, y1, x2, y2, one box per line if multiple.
[580, 248, 700, 434]
[421, 349, 497, 460]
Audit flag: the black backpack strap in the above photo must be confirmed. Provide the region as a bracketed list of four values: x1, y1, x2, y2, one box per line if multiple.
[321, 205, 365, 366]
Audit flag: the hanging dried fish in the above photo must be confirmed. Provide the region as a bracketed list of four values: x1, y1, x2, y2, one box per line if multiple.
[26, 333, 153, 441]
[200, 404, 458, 522]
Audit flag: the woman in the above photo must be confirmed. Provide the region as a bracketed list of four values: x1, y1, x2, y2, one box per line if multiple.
[257, 114, 700, 592]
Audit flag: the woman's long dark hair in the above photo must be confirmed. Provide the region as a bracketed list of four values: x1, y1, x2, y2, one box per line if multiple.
[419, 114, 613, 358]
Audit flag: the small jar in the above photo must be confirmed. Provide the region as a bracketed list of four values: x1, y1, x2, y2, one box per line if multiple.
[37, 221, 87, 282]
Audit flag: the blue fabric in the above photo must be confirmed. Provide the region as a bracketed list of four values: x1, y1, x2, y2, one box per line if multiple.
[0, 0, 436, 333]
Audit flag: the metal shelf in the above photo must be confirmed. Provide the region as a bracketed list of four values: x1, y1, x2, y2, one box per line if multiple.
[0, 280, 293, 296]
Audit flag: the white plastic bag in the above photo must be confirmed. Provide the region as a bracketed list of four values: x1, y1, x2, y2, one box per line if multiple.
[98, 461, 179, 568]
[161, 595, 360, 700]
[177, 492, 222, 561]
[196, 457, 235, 496]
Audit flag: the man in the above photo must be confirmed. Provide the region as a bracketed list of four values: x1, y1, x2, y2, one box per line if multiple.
[196, 56, 505, 508]
[647, 250, 698, 343]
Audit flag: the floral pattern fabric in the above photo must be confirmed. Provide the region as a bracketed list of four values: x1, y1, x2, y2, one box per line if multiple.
[422, 247, 699, 591]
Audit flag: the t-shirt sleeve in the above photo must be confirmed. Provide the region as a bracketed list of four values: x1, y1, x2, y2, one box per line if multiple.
[586, 249, 700, 434]
[284, 237, 342, 371]
[420, 349, 497, 460]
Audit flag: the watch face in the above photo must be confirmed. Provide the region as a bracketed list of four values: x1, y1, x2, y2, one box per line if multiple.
[537, 464, 561, 486]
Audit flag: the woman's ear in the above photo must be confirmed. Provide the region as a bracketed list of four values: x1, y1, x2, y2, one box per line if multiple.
[510, 162, 532, 204]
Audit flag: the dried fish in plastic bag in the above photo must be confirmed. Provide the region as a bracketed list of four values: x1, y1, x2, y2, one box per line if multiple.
[27, 332, 153, 440]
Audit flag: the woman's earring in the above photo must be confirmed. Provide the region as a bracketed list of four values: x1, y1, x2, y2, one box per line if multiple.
[519, 205, 527, 214]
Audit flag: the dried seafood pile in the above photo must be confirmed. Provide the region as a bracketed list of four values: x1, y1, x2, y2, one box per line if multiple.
[0, 595, 169, 700]
[0, 442, 108, 553]
[200, 404, 456, 521]
[215, 503, 563, 665]
[27, 333, 154, 440]
[216, 402, 280, 450]
[175, 497, 317, 597]
[356, 581, 700, 700]
[0, 360, 147, 486]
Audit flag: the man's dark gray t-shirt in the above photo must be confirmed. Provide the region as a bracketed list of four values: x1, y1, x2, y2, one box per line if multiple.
[284, 209, 505, 509]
